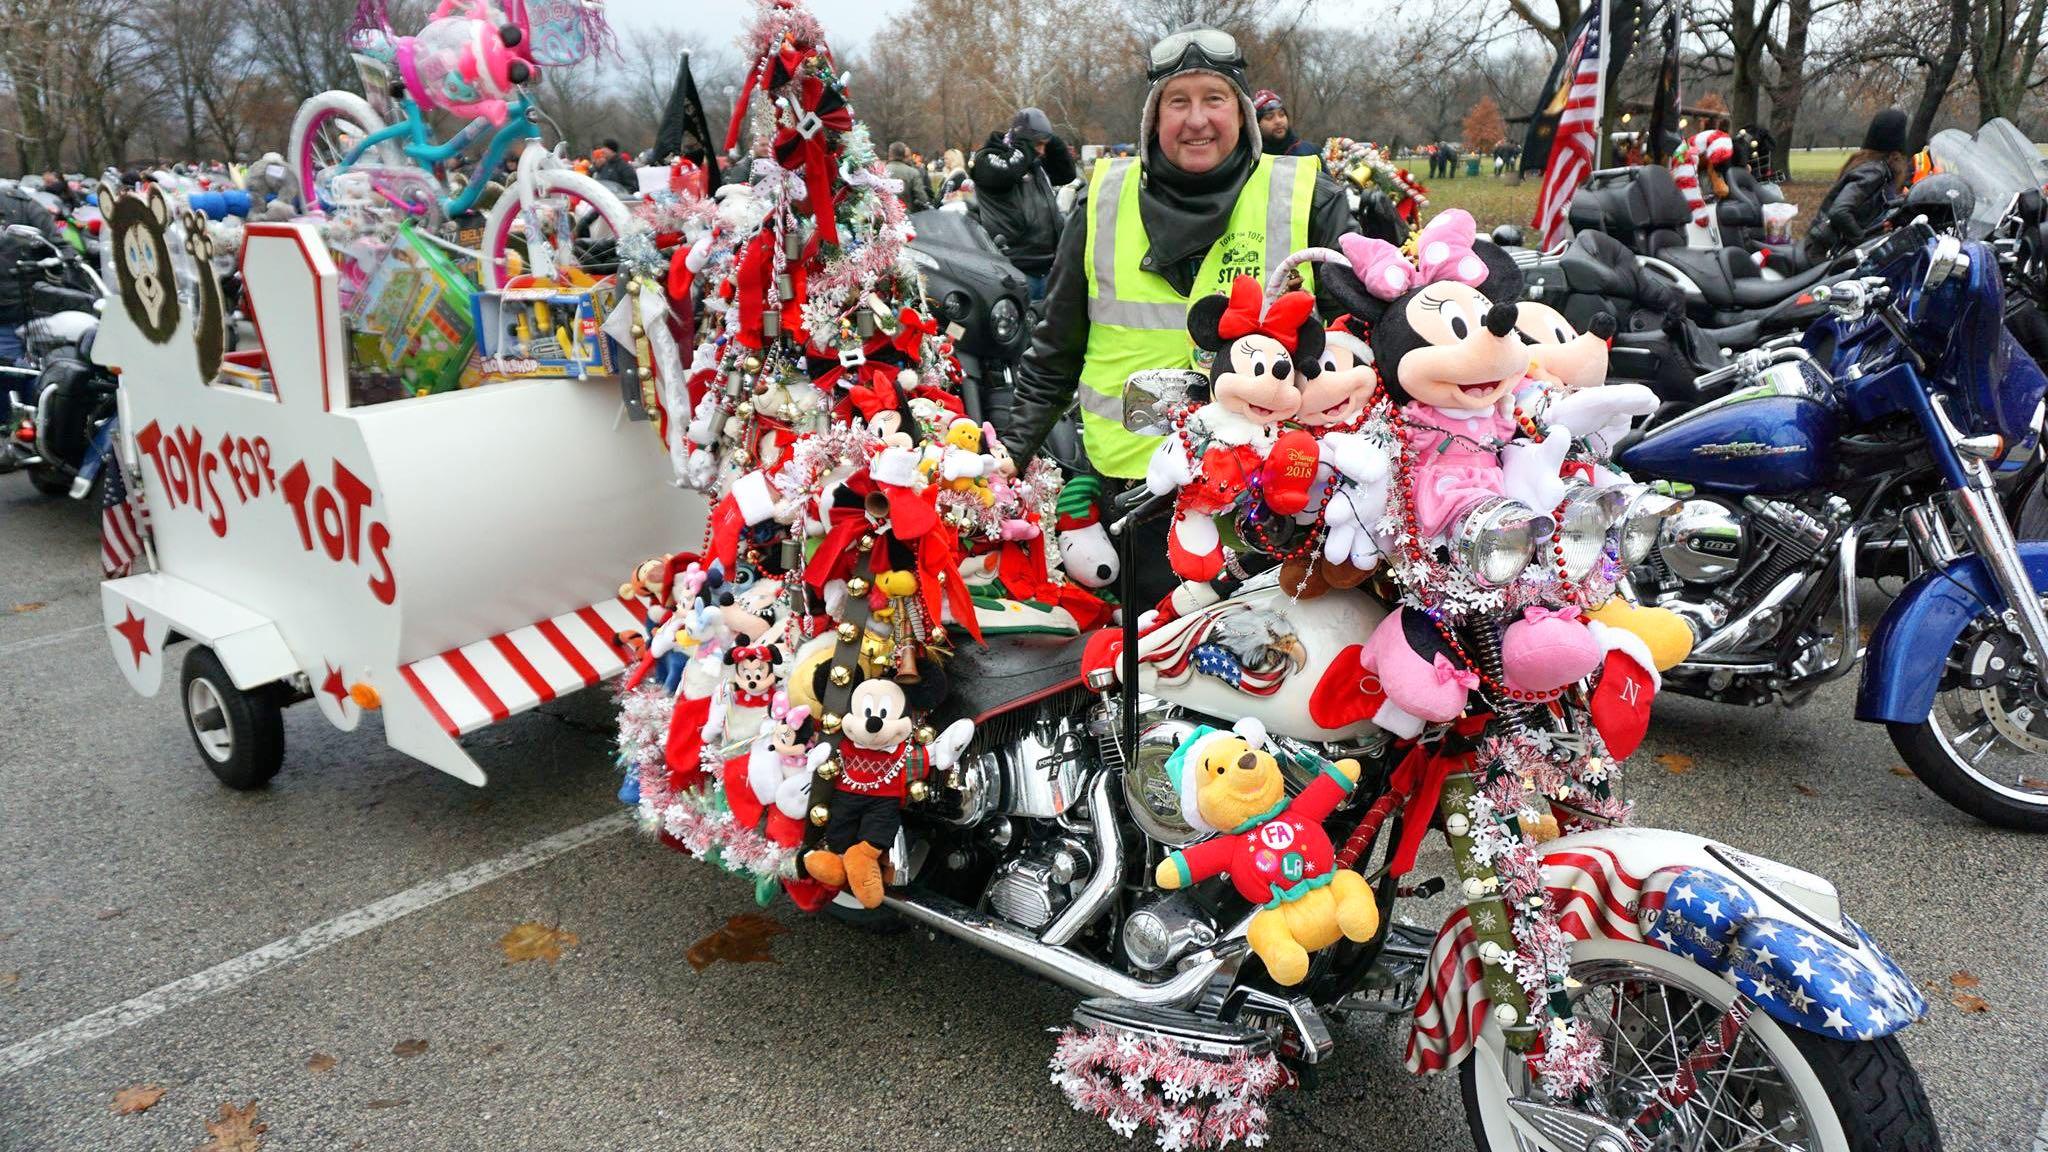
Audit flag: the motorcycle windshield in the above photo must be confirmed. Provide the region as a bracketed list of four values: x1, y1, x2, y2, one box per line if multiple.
[1928, 121, 2045, 239]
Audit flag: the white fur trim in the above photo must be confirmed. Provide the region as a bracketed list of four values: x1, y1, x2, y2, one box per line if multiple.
[1233, 716, 1267, 748]
[731, 470, 779, 525]
[1586, 620, 1661, 691]
[1373, 699, 1426, 740]
[1324, 328, 1372, 366]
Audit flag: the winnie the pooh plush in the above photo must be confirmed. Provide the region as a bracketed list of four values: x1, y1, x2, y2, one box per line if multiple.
[1155, 719, 1381, 985]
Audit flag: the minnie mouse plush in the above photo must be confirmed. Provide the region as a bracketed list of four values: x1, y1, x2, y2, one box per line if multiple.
[1144, 277, 1321, 582]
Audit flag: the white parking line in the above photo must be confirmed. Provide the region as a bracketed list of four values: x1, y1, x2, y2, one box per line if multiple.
[0, 811, 633, 1078]
[0, 622, 102, 659]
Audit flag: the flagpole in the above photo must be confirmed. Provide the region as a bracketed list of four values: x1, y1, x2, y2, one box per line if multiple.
[1594, 0, 1611, 169]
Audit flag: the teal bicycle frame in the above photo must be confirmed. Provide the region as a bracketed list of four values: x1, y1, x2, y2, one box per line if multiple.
[344, 91, 540, 219]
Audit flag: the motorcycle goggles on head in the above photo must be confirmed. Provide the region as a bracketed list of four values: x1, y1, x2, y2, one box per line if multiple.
[1147, 28, 1244, 83]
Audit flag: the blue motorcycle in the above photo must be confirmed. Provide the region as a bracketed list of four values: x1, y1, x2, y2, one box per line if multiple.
[1616, 220, 2048, 830]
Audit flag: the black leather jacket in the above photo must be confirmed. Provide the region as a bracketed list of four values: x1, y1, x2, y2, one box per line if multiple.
[970, 133, 1075, 275]
[996, 162, 1353, 462]
[1805, 160, 1902, 259]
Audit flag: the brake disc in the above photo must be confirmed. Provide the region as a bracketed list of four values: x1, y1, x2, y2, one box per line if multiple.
[1975, 681, 2048, 754]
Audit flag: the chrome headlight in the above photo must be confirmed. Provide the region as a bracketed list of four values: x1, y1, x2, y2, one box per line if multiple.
[1454, 497, 1551, 587]
[1555, 482, 1628, 579]
[1615, 487, 1681, 565]
[990, 295, 1023, 345]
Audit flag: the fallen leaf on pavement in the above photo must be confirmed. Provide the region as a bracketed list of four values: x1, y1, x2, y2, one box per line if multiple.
[10, 602, 46, 613]
[196, 1101, 266, 1152]
[0, 971, 18, 990]
[110, 1084, 165, 1114]
[686, 913, 788, 972]
[96, 907, 127, 921]
[1949, 970, 1981, 989]
[2021, 776, 2048, 790]
[305, 1053, 336, 1074]
[1654, 752, 1694, 775]
[391, 1039, 428, 1058]
[499, 921, 580, 966]
[1793, 783, 1819, 797]
[1890, 764, 1914, 778]
[1951, 992, 1990, 1013]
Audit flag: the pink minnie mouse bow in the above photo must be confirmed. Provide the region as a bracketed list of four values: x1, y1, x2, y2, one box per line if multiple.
[1338, 209, 1492, 301]
[1431, 654, 1482, 691]
[1522, 605, 1583, 623]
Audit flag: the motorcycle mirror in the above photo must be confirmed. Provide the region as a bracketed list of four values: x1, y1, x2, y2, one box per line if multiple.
[1121, 369, 1206, 434]
[7, 223, 46, 240]
[1490, 224, 1524, 248]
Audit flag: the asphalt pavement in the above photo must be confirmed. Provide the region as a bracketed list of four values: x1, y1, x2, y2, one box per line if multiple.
[2, 468, 2045, 1152]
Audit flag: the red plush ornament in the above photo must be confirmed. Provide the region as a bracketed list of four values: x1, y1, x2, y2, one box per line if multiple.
[1260, 428, 1321, 515]
[1588, 645, 1656, 758]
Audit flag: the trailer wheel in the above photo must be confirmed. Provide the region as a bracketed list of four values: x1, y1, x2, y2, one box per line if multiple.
[181, 646, 285, 790]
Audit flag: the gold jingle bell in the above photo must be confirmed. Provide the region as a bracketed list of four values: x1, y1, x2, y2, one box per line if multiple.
[915, 725, 937, 746]
[908, 780, 929, 802]
[743, 355, 763, 373]
[630, 323, 645, 339]
[736, 401, 755, 420]
[829, 665, 852, 687]
[808, 805, 831, 827]
[836, 622, 859, 642]
[821, 713, 842, 733]
[816, 759, 838, 781]
[846, 577, 869, 597]
[857, 535, 875, 552]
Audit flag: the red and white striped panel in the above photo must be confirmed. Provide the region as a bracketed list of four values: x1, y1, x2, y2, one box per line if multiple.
[400, 596, 647, 737]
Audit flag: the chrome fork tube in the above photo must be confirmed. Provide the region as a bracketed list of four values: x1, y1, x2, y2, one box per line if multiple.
[1947, 460, 2048, 668]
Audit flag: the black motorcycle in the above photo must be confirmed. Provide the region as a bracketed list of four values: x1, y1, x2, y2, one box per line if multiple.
[1, 223, 116, 498]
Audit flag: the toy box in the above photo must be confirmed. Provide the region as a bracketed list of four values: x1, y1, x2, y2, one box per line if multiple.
[471, 280, 623, 381]
[346, 222, 477, 399]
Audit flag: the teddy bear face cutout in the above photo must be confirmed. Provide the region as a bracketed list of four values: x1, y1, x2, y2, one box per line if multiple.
[1193, 737, 1286, 830]
[1384, 281, 1527, 412]
[1513, 300, 1612, 393]
[844, 678, 914, 750]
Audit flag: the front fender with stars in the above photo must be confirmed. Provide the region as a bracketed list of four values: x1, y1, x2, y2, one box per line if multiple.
[1404, 827, 1926, 1076]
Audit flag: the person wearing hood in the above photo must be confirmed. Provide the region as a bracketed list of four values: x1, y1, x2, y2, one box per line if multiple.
[970, 108, 1075, 300]
[996, 28, 1350, 604]
[1253, 89, 1318, 157]
[1804, 109, 1908, 261]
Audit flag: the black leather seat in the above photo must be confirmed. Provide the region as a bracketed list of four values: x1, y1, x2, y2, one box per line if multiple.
[942, 629, 1095, 722]
[1653, 245, 1833, 310]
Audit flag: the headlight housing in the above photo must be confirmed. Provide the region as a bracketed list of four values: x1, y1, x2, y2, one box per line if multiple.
[1554, 482, 1628, 579]
[1454, 497, 1552, 587]
[1615, 487, 1681, 565]
[990, 295, 1023, 345]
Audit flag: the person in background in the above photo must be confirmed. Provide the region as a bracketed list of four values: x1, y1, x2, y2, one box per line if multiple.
[886, 141, 933, 213]
[593, 139, 638, 191]
[1252, 89, 1317, 157]
[1804, 108, 1907, 262]
[939, 148, 972, 203]
[970, 108, 1075, 301]
[0, 178, 58, 390]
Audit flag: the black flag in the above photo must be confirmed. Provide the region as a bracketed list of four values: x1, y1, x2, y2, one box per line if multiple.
[1646, 4, 1681, 163]
[655, 51, 719, 179]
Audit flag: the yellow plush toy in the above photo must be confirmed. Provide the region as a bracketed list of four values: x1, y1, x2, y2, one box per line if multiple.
[1154, 719, 1380, 985]
[1586, 599, 1694, 670]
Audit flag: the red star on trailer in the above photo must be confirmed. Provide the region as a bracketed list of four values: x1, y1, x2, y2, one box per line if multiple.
[321, 662, 350, 709]
[113, 607, 151, 668]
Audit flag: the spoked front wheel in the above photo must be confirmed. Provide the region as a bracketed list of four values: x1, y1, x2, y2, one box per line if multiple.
[1461, 938, 1939, 1152]
[287, 92, 398, 212]
[1890, 610, 2048, 831]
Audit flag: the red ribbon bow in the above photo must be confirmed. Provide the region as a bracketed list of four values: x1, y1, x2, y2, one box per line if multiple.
[1214, 276, 1316, 356]
[772, 75, 854, 247]
[1387, 714, 1492, 877]
[892, 308, 937, 363]
[843, 363, 902, 422]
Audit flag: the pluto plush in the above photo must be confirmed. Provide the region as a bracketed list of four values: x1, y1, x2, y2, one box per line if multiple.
[1155, 720, 1380, 985]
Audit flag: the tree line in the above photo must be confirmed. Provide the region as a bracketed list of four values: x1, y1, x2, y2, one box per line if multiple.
[2, 0, 2044, 176]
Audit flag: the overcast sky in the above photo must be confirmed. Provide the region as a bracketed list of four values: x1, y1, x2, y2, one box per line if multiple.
[603, 0, 904, 54]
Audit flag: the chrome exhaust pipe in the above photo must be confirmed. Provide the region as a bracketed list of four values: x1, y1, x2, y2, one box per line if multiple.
[883, 887, 1247, 1007]
[1037, 770, 1119, 947]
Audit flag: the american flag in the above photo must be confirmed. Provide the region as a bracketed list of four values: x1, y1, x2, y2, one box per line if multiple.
[1530, 4, 1607, 250]
[101, 457, 151, 579]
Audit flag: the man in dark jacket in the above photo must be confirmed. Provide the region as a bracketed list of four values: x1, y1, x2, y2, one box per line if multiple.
[969, 108, 1075, 300]
[995, 30, 1351, 607]
[593, 139, 639, 192]
[1804, 109, 1908, 262]
[886, 142, 933, 214]
[2, 181, 58, 371]
[1252, 89, 1319, 157]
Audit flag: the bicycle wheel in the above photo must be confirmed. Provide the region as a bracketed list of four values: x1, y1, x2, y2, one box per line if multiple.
[287, 92, 397, 212]
[478, 169, 637, 290]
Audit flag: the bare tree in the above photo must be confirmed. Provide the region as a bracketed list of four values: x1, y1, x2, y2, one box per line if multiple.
[1971, 0, 2048, 122]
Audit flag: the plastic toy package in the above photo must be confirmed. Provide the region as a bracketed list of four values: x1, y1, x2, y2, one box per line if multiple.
[345, 222, 477, 400]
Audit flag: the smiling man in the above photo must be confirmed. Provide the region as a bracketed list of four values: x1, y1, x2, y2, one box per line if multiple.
[996, 28, 1350, 604]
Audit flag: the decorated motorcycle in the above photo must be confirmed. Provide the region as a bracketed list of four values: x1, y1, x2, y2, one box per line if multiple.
[622, 4, 1941, 1149]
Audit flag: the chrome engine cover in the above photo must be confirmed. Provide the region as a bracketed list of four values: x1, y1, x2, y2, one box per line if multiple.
[1659, 497, 1746, 583]
[986, 854, 1073, 931]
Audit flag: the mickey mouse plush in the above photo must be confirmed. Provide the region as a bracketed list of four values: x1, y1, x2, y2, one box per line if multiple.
[802, 671, 974, 909]
[1145, 276, 1321, 582]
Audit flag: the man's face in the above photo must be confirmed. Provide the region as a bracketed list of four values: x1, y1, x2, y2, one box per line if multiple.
[1258, 108, 1289, 142]
[1157, 74, 1240, 173]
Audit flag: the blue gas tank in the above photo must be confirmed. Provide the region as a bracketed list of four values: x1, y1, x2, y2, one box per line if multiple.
[1617, 363, 1837, 495]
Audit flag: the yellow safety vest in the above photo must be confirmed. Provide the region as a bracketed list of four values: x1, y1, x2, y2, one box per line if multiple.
[1077, 153, 1318, 478]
